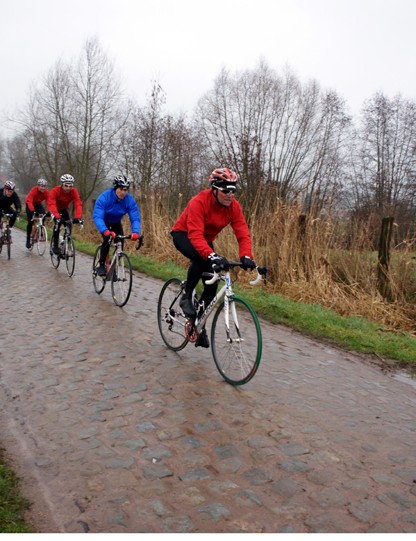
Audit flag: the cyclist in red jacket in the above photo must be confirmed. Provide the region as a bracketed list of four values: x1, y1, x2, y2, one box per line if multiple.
[25, 178, 50, 249]
[171, 167, 256, 347]
[48, 174, 83, 254]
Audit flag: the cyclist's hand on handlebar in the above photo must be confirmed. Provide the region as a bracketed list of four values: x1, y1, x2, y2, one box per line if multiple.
[208, 252, 228, 269]
[131, 233, 139, 241]
[240, 255, 256, 270]
[104, 230, 116, 240]
[72, 217, 81, 224]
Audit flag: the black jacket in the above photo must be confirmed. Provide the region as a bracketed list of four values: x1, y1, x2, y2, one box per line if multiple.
[0, 188, 22, 214]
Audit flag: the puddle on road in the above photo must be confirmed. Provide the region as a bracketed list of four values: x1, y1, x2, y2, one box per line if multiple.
[393, 369, 416, 390]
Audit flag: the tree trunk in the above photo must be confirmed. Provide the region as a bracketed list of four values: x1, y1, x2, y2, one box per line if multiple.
[377, 216, 394, 301]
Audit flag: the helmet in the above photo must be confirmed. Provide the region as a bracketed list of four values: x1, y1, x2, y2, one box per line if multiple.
[60, 174, 75, 185]
[113, 175, 131, 189]
[37, 178, 47, 186]
[4, 180, 16, 191]
[209, 168, 238, 188]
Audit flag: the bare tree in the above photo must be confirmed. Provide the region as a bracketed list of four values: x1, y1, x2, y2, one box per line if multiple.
[359, 93, 416, 215]
[196, 61, 350, 217]
[10, 38, 127, 202]
[118, 82, 208, 212]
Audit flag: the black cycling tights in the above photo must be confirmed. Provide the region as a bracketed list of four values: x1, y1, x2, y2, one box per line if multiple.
[100, 222, 124, 263]
[171, 231, 218, 307]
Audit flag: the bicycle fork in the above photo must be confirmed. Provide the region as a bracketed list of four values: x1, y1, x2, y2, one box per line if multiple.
[224, 295, 244, 344]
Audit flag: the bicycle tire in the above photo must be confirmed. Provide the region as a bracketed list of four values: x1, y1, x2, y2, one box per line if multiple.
[36, 225, 47, 256]
[211, 296, 262, 385]
[6, 228, 11, 260]
[65, 237, 76, 277]
[111, 252, 132, 307]
[92, 246, 106, 294]
[157, 278, 189, 351]
[50, 237, 60, 269]
[28, 230, 35, 251]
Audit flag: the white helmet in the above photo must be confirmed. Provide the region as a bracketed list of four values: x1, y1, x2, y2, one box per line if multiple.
[60, 174, 75, 185]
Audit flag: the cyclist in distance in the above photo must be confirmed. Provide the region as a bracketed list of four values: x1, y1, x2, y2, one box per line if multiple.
[48, 174, 83, 255]
[25, 178, 50, 249]
[171, 167, 256, 348]
[92, 174, 141, 277]
[0, 180, 22, 240]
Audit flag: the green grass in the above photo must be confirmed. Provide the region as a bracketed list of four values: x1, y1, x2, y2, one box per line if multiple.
[0, 458, 32, 533]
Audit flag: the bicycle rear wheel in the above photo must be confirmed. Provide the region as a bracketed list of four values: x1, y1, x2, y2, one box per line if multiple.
[211, 296, 262, 385]
[111, 252, 132, 307]
[36, 225, 47, 256]
[157, 278, 189, 351]
[50, 237, 60, 269]
[92, 246, 106, 294]
[65, 237, 76, 277]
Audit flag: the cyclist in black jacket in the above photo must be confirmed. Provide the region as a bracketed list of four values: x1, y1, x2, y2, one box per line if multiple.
[0, 180, 22, 233]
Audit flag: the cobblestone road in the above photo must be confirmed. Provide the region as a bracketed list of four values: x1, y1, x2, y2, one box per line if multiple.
[1, 228, 416, 533]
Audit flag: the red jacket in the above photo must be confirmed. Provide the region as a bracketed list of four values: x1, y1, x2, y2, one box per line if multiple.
[25, 186, 49, 211]
[172, 189, 253, 260]
[48, 186, 83, 219]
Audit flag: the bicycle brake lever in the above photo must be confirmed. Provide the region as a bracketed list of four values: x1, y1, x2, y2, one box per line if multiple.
[249, 267, 268, 286]
[205, 271, 219, 285]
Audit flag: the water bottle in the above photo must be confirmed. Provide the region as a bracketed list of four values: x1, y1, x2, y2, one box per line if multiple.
[59, 235, 64, 252]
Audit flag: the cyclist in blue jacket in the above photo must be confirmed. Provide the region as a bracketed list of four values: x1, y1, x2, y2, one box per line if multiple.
[93, 175, 141, 276]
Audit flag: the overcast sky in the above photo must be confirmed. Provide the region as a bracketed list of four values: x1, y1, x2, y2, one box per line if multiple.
[1, 0, 415, 135]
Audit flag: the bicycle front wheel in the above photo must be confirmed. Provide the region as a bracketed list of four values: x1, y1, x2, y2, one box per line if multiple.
[92, 246, 106, 294]
[157, 278, 189, 351]
[211, 296, 262, 385]
[111, 252, 132, 307]
[50, 237, 60, 269]
[28, 229, 35, 251]
[65, 237, 76, 277]
[36, 225, 47, 256]
[6, 228, 11, 259]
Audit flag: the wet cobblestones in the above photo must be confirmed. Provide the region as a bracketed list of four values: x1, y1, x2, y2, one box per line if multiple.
[0, 228, 415, 532]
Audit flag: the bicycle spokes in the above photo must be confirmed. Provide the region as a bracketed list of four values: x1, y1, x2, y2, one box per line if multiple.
[211, 297, 262, 385]
[157, 278, 189, 351]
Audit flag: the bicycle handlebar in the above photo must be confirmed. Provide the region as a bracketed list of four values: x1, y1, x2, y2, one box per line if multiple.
[105, 233, 144, 250]
[204, 262, 268, 286]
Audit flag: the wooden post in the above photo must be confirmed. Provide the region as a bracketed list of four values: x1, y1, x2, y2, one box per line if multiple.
[377, 216, 394, 301]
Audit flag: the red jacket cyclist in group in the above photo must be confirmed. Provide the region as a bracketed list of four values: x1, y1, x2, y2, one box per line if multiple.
[25, 178, 50, 249]
[171, 167, 256, 348]
[48, 174, 83, 254]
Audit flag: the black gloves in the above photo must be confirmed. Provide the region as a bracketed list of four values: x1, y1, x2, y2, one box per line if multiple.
[208, 253, 228, 269]
[240, 256, 256, 270]
[72, 217, 80, 224]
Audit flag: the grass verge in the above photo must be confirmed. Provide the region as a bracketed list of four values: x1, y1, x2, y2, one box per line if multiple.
[0, 456, 32, 533]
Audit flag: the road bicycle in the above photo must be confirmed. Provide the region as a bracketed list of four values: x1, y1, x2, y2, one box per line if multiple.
[0, 212, 14, 260]
[92, 233, 144, 307]
[28, 212, 48, 255]
[50, 218, 84, 277]
[157, 261, 268, 385]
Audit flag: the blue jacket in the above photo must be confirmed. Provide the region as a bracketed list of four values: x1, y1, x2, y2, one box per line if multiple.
[93, 188, 141, 234]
